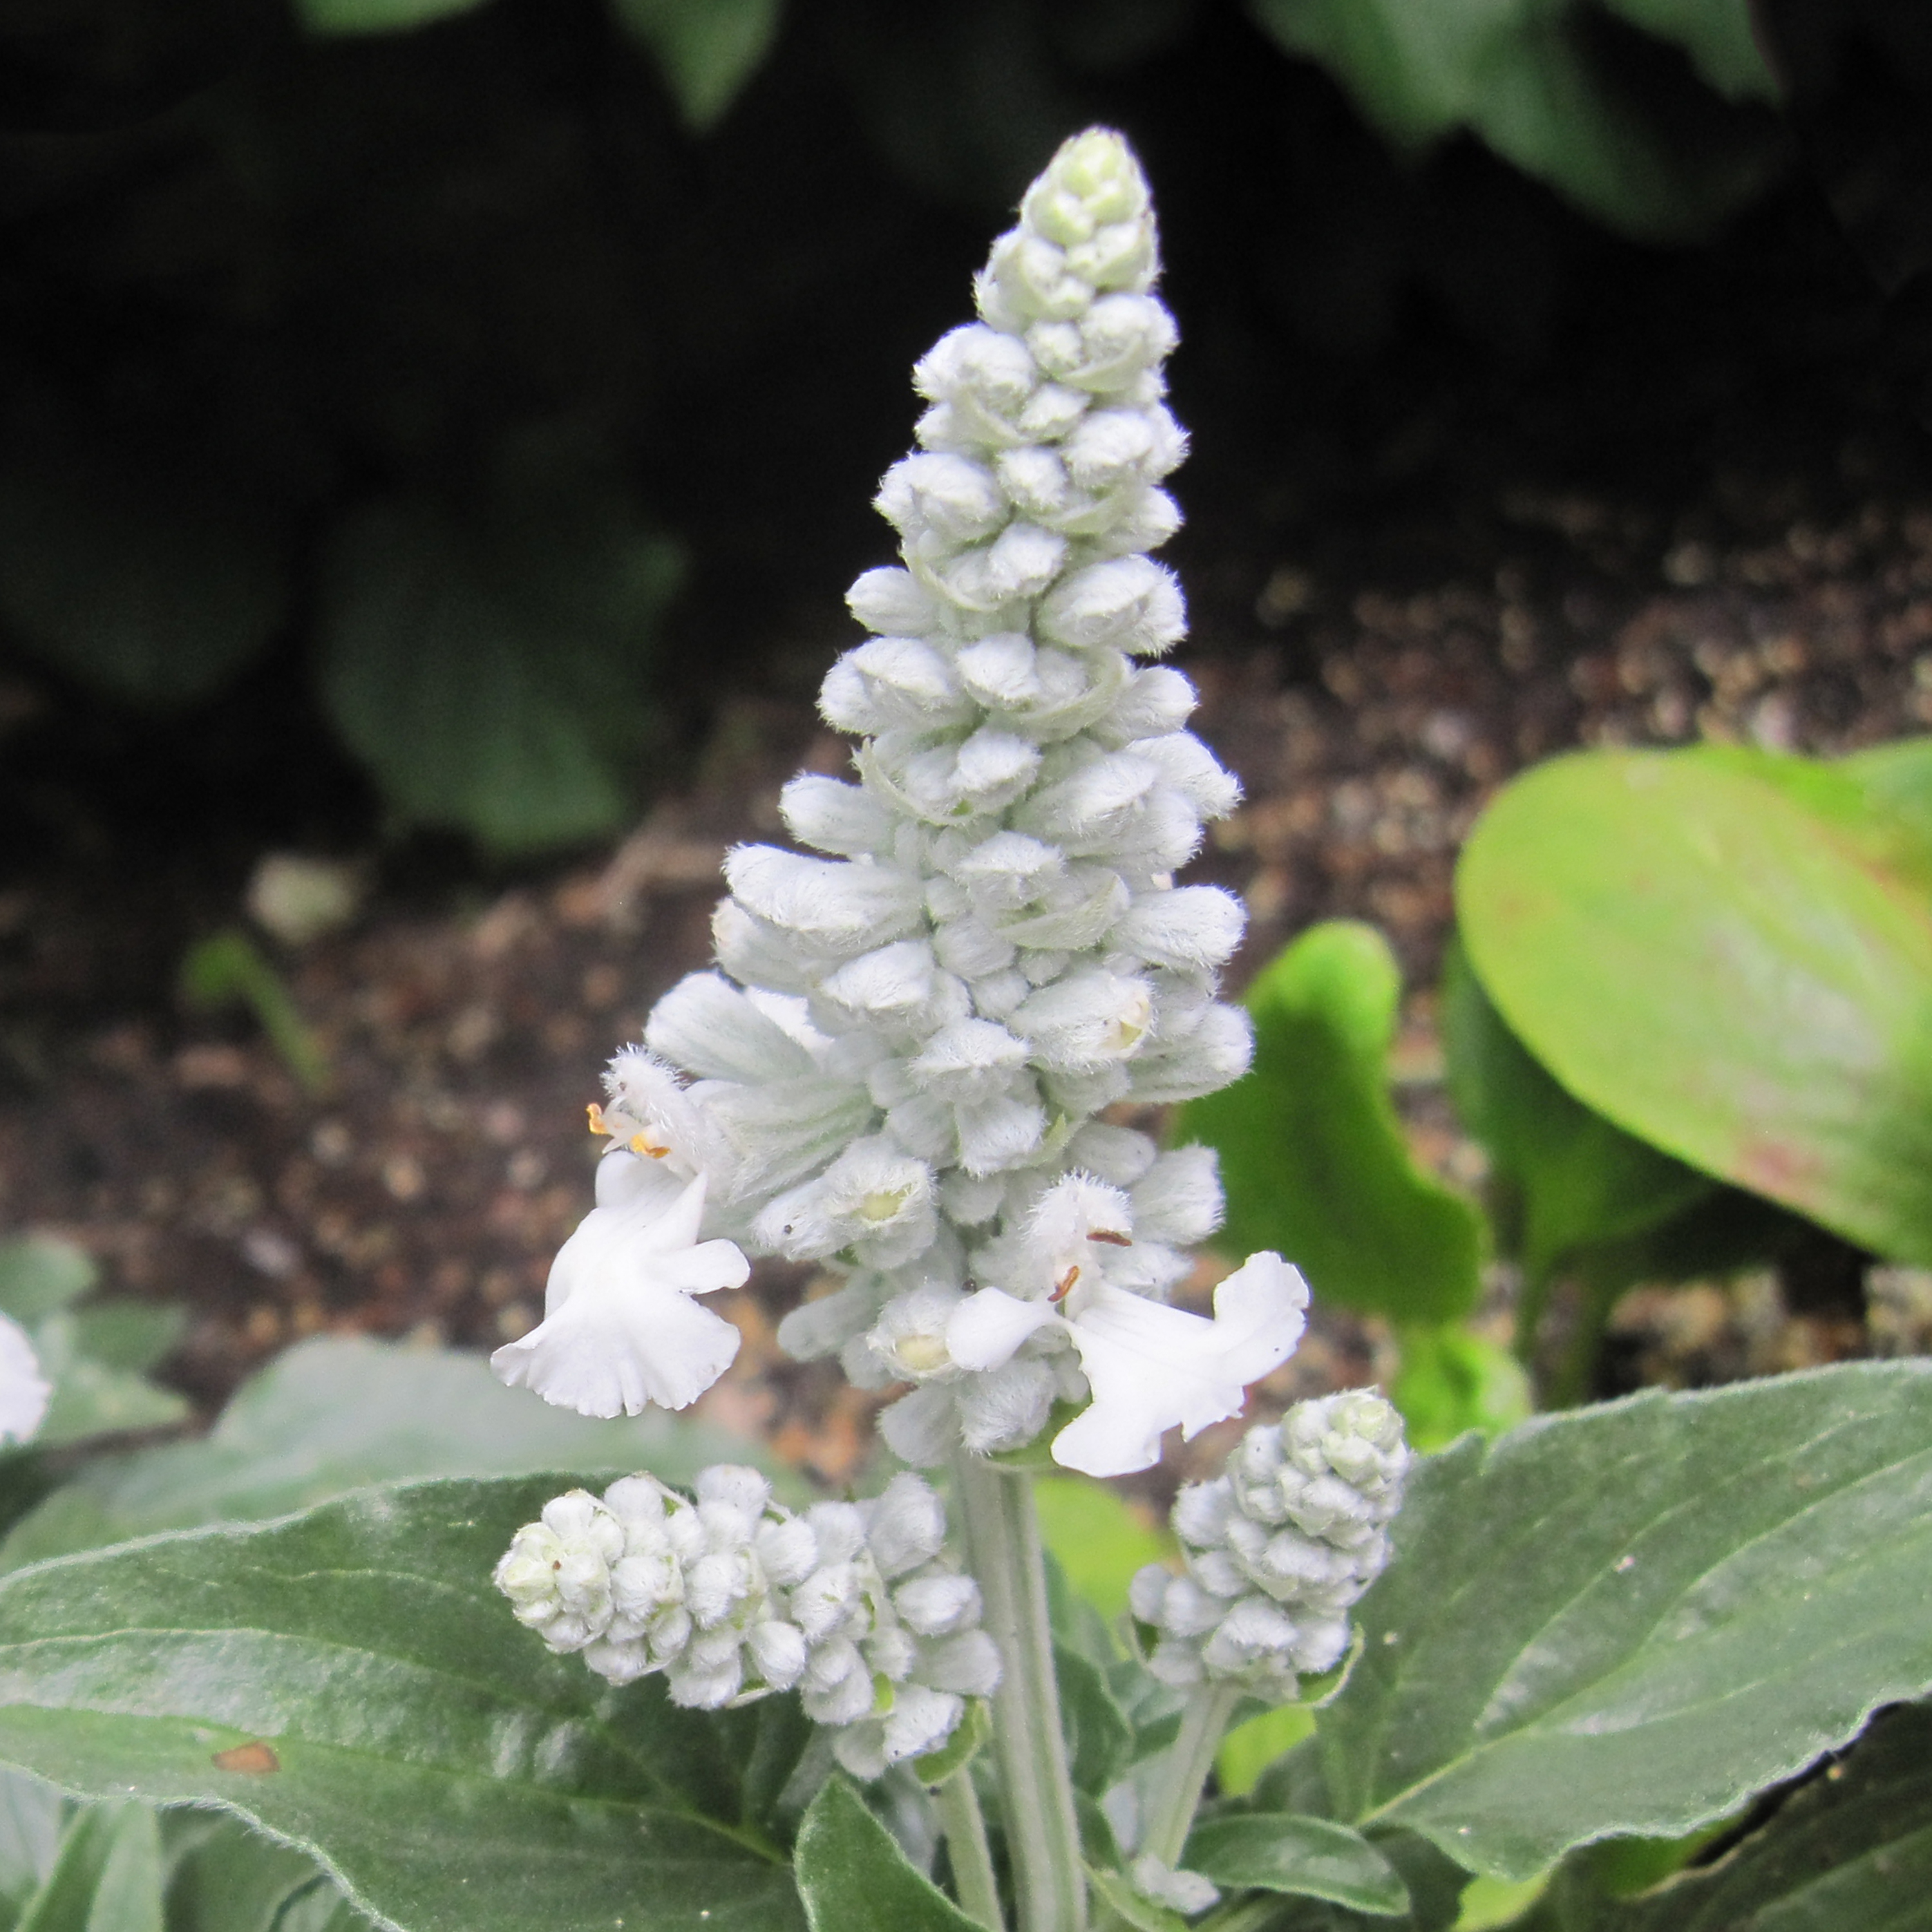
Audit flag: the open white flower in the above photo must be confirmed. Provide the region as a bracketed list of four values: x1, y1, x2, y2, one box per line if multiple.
[0, 1312, 48, 1448]
[491, 1159, 750, 1417]
[947, 1251, 1308, 1476]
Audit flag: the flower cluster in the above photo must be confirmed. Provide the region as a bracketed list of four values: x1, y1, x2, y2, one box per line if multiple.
[495, 1465, 999, 1779]
[1130, 1392, 1410, 1700]
[491, 127, 1310, 1477]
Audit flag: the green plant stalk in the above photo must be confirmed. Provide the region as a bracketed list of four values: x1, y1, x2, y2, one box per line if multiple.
[936, 1767, 1005, 1932]
[951, 1452, 1086, 1932]
[1143, 1681, 1243, 1871]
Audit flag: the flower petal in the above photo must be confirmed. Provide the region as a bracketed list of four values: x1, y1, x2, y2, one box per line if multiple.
[1049, 1256, 1306, 1475]
[492, 1282, 741, 1416]
[947, 1286, 1059, 1372]
[0, 1314, 48, 1448]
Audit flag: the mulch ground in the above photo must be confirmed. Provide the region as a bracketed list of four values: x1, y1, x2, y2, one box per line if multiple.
[6, 440, 1932, 1500]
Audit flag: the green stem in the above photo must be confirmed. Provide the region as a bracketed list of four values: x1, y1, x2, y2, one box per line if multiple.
[936, 1768, 1006, 1932]
[952, 1452, 1087, 1932]
[1143, 1681, 1242, 1871]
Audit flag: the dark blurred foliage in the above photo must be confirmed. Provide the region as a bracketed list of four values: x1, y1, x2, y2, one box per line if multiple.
[0, 0, 1924, 865]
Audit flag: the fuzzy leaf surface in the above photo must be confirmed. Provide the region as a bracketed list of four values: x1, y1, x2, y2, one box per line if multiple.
[0, 1477, 804, 1932]
[1318, 1361, 1932, 1880]
[1184, 1813, 1409, 1914]
[793, 1777, 976, 1932]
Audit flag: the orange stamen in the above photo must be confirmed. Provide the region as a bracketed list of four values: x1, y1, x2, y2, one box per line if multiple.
[629, 1132, 670, 1159]
[1089, 1229, 1132, 1246]
[587, 1102, 611, 1137]
[1050, 1264, 1080, 1303]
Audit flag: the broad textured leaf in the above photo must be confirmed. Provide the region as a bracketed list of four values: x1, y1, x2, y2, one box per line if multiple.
[0, 1334, 770, 1571]
[612, 0, 784, 130]
[0, 1476, 804, 1932]
[1182, 921, 1483, 1323]
[1245, 0, 1780, 238]
[0, 1246, 91, 1331]
[319, 497, 679, 853]
[1441, 942, 1710, 1283]
[0, 459, 283, 710]
[793, 1777, 975, 1932]
[1186, 1814, 1408, 1915]
[1457, 748, 1932, 1265]
[296, 0, 491, 30]
[1318, 1361, 1932, 1880]
[17, 1802, 161, 1932]
[1539, 1702, 1932, 1931]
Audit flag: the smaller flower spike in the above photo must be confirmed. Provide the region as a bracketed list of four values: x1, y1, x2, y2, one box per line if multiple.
[1130, 1391, 1410, 1699]
[495, 1466, 998, 1778]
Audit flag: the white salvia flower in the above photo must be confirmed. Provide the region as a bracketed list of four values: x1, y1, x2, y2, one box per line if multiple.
[0, 1314, 48, 1448]
[491, 1152, 750, 1418]
[1130, 1392, 1410, 1700]
[495, 1466, 998, 1780]
[529, 127, 1294, 1470]
[1132, 1856, 1220, 1916]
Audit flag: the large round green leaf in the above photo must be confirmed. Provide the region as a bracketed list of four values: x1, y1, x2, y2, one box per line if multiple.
[1457, 748, 1932, 1265]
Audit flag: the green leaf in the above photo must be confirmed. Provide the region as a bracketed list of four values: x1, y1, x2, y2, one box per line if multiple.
[1390, 1326, 1531, 1454]
[1318, 1361, 1932, 1880]
[1056, 1643, 1133, 1796]
[0, 1477, 805, 1932]
[64, 1309, 185, 1381]
[1440, 942, 1711, 1285]
[0, 1334, 773, 1571]
[318, 495, 681, 853]
[295, 0, 493, 31]
[612, 0, 784, 131]
[1033, 1476, 1169, 1624]
[0, 459, 284, 710]
[0, 1773, 66, 1915]
[1456, 748, 1932, 1266]
[1184, 1813, 1410, 1915]
[1542, 1702, 1932, 1931]
[17, 1802, 161, 1932]
[911, 1698, 990, 1786]
[1244, 0, 1781, 240]
[793, 1776, 976, 1932]
[1181, 921, 1484, 1323]
[0, 1244, 93, 1331]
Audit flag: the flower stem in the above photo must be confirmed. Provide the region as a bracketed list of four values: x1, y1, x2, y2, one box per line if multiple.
[936, 1767, 1006, 1932]
[952, 1451, 1087, 1932]
[1144, 1681, 1242, 1871]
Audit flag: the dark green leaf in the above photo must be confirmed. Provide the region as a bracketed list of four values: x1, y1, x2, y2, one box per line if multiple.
[1457, 748, 1932, 1265]
[612, 0, 784, 131]
[29, 1316, 189, 1450]
[0, 459, 283, 710]
[1319, 1361, 1932, 1880]
[1441, 942, 1710, 1284]
[1, 1334, 773, 1571]
[1182, 921, 1484, 1323]
[1244, 0, 1781, 240]
[1056, 1644, 1133, 1796]
[17, 1802, 162, 1932]
[318, 496, 680, 853]
[1540, 1702, 1932, 1931]
[65, 1309, 185, 1381]
[793, 1776, 975, 1932]
[0, 1476, 804, 1932]
[296, 0, 493, 30]
[1185, 1814, 1408, 1915]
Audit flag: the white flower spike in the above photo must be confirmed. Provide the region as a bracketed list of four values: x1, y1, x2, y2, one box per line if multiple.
[947, 1251, 1309, 1476]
